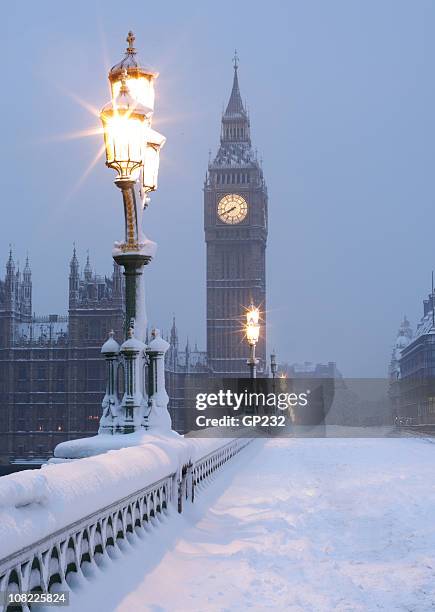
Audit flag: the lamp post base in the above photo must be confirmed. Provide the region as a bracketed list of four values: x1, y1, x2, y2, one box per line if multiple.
[247, 344, 259, 379]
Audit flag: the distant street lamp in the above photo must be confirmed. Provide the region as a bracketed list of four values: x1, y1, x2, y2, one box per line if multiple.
[270, 351, 277, 379]
[245, 305, 260, 379]
[99, 32, 168, 435]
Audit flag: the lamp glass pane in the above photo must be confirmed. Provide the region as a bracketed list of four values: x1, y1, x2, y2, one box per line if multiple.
[246, 323, 260, 344]
[102, 112, 146, 173]
[112, 76, 155, 111]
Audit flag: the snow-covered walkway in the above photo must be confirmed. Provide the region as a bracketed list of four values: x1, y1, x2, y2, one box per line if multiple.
[68, 437, 435, 611]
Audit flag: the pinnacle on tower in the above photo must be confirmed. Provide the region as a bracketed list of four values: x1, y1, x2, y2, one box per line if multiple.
[84, 251, 92, 281]
[6, 246, 15, 276]
[219, 53, 251, 148]
[170, 316, 178, 348]
[224, 50, 246, 117]
[70, 244, 79, 273]
[23, 254, 31, 280]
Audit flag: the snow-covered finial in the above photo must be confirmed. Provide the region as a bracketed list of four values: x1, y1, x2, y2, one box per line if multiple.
[101, 329, 120, 355]
[126, 31, 136, 55]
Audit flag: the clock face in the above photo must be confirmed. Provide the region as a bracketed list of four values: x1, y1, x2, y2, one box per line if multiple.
[217, 194, 248, 224]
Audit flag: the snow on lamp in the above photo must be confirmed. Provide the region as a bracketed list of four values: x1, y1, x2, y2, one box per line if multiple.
[141, 128, 166, 193]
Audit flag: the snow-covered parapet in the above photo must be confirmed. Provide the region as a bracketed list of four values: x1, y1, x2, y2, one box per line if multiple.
[0, 433, 250, 571]
[0, 470, 49, 509]
[54, 429, 182, 460]
[0, 433, 191, 559]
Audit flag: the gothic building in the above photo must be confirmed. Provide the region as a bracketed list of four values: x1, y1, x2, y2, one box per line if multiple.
[0, 248, 124, 468]
[204, 57, 268, 375]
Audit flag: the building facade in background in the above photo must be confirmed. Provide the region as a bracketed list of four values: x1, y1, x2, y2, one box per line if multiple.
[397, 293, 435, 426]
[278, 361, 338, 379]
[0, 249, 124, 467]
[388, 316, 413, 422]
[204, 59, 268, 375]
[165, 317, 209, 433]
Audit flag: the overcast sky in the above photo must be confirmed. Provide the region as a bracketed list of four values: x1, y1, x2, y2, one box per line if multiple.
[2, 0, 435, 376]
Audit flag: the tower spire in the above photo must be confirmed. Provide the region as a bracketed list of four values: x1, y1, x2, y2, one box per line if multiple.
[23, 253, 31, 280]
[6, 245, 15, 276]
[84, 250, 92, 281]
[224, 51, 245, 117]
[170, 315, 178, 348]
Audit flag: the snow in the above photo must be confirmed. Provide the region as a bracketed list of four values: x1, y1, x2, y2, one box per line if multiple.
[65, 437, 435, 612]
[0, 432, 240, 559]
[53, 430, 184, 459]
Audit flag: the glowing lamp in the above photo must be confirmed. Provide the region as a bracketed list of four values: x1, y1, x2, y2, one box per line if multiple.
[246, 305, 260, 346]
[109, 31, 158, 111]
[100, 71, 152, 180]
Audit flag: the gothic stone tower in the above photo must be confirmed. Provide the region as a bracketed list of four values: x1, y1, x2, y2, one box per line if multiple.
[204, 56, 268, 375]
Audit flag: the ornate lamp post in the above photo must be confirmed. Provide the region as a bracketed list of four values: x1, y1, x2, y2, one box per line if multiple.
[245, 305, 260, 379]
[99, 33, 167, 434]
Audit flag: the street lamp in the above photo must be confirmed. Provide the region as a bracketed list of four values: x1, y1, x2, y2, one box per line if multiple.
[270, 351, 277, 379]
[98, 32, 167, 434]
[245, 304, 260, 379]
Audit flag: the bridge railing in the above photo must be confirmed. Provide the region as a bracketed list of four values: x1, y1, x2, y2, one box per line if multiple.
[0, 436, 251, 611]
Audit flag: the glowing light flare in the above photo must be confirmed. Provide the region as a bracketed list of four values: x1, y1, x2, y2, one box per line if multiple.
[245, 305, 261, 346]
[41, 126, 105, 144]
[61, 89, 102, 119]
[64, 143, 106, 203]
[111, 76, 155, 112]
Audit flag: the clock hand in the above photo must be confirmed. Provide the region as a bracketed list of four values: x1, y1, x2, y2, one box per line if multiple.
[225, 206, 236, 215]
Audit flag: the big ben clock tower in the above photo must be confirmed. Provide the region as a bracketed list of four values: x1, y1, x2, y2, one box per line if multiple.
[204, 54, 268, 375]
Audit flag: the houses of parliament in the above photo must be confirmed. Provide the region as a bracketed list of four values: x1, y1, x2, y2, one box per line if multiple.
[0, 59, 268, 467]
